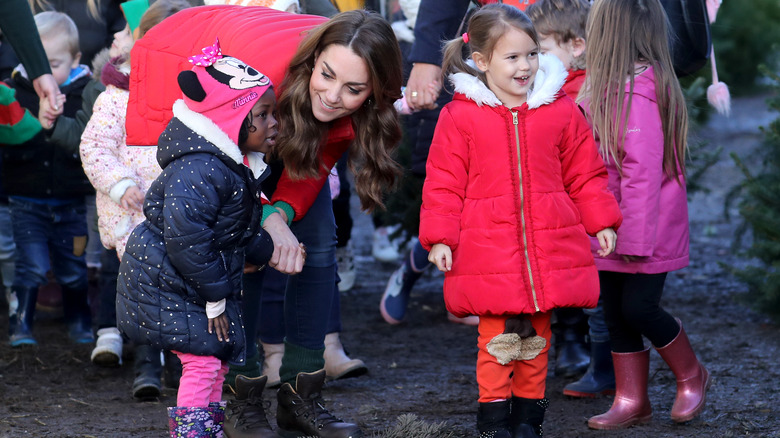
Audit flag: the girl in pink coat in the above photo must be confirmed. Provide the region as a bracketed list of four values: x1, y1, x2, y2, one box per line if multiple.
[581, 0, 711, 430]
[420, 4, 622, 436]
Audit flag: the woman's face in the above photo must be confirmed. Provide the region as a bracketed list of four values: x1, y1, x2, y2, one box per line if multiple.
[309, 44, 373, 123]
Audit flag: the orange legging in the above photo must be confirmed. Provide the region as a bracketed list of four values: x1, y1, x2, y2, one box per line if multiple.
[476, 311, 552, 402]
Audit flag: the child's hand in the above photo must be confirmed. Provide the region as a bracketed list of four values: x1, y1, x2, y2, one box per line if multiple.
[38, 93, 65, 129]
[596, 228, 617, 257]
[208, 313, 230, 343]
[120, 185, 145, 212]
[428, 243, 452, 272]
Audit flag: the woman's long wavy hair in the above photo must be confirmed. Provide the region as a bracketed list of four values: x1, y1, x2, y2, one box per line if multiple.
[580, 0, 688, 181]
[274, 9, 404, 212]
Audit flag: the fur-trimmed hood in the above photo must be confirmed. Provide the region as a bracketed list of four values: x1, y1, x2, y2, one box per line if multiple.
[448, 53, 568, 109]
[170, 99, 268, 179]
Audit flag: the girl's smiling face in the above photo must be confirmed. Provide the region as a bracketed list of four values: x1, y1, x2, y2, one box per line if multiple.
[308, 44, 373, 123]
[240, 88, 278, 155]
[473, 27, 539, 109]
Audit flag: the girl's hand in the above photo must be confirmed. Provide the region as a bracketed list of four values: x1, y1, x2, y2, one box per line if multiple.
[262, 212, 304, 274]
[208, 313, 230, 343]
[596, 228, 617, 257]
[38, 93, 65, 129]
[120, 185, 145, 211]
[428, 243, 453, 272]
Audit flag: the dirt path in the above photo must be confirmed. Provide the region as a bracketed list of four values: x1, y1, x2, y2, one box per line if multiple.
[1, 95, 779, 437]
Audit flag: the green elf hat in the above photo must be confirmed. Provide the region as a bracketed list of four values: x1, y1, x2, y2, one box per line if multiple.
[120, 0, 150, 34]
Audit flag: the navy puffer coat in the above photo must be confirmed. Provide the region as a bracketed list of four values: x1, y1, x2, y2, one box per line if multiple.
[117, 100, 272, 365]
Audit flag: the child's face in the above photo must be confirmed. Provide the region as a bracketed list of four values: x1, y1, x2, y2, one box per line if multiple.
[538, 34, 585, 71]
[241, 87, 278, 155]
[42, 37, 80, 86]
[110, 24, 135, 59]
[473, 27, 539, 109]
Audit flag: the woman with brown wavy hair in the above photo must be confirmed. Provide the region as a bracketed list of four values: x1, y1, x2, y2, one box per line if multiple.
[253, 9, 404, 438]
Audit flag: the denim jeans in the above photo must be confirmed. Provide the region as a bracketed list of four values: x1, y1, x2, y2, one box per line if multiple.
[84, 194, 102, 268]
[0, 203, 15, 289]
[8, 197, 89, 291]
[284, 183, 339, 350]
[247, 260, 342, 348]
[583, 300, 610, 344]
[96, 248, 120, 329]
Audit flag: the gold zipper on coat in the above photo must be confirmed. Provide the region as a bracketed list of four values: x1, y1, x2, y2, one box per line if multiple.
[512, 111, 539, 312]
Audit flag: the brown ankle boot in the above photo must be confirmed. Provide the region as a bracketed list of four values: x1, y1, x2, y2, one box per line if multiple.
[655, 319, 712, 423]
[587, 348, 652, 430]
[276, 369, 363, 438]
[224, 375, 276, 438]
[323, 332, 368, 381]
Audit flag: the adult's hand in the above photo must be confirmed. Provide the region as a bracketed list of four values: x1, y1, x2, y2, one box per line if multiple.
[262, 212, 305, 274]
[32, 74, 62, 112]
[406, 62, 442, 111]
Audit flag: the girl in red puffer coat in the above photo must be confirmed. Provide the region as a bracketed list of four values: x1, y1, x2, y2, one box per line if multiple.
[419, 4, 622, 437]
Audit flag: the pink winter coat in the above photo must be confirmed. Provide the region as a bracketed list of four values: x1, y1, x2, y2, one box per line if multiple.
[420, 54, 622, 317]
[80, 85, 160, 259]
[588, 66, 689, 274]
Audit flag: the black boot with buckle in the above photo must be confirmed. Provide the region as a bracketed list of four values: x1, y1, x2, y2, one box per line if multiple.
[224, 375, 276, 438]
[276, 369, 362, 438]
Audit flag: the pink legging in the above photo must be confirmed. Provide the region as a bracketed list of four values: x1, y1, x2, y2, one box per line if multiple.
[174, 351, 228, 407]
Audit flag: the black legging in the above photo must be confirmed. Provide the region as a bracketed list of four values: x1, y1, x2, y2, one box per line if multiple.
[599, 271, 680, 353]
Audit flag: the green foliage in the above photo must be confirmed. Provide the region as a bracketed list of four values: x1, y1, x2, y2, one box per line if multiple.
[728, 66, 780, 321]
[709, 0, 780, 95]
[371, 414, 458, 438]
[684, 76, 722, 196]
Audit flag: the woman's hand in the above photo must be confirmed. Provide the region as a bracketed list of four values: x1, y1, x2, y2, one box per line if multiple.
[120, 185, 145, 211]
[262, 212, 304, 274]
[595, 228, 617, 257]
[428, 243, 453, 272]
[208, 313, 230, 343]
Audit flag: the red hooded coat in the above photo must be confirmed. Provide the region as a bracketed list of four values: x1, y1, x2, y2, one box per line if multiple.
[125, 6, 356, 217]
[420, 54, 622, 317]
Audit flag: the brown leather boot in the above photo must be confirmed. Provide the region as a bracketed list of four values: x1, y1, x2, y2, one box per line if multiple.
[276, 369, 363, 438]
[655, 319, 712, 423]
[323, 332, 368, 381]
[261, 342, 284, 388]
[224, 375, 276, 438]
[587, 348, 652, 430]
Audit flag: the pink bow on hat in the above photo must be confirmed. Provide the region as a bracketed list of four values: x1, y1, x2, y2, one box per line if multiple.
[189, 38, 223, 67]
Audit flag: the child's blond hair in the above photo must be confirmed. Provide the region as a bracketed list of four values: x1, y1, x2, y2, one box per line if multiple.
[526, 0, 590, 70]
[34, 11, 80, 57]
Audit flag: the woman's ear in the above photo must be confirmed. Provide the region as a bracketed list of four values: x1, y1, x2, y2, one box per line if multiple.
[472, 52, 488, 72]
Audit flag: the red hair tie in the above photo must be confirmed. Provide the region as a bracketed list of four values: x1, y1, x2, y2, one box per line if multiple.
[462, 32, 469, 44]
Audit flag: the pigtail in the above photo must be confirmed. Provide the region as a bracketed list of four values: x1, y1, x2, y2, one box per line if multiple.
[441, 36, 483, 84]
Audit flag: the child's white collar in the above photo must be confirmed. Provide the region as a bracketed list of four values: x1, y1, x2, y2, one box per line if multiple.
[172, 99, 267, 178]
[448, 53, 568, 109]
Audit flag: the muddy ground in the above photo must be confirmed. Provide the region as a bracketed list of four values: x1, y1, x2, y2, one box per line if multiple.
[1, 95, 779, 438]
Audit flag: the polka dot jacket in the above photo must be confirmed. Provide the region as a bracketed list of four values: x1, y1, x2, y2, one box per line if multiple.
[116, 100, 273, 365]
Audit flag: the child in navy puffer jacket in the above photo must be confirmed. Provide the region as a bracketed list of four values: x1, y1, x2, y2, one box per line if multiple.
[116, 39, 277, 437]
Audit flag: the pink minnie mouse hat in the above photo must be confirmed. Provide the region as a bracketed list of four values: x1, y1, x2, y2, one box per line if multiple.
[177, 38, 273, 144]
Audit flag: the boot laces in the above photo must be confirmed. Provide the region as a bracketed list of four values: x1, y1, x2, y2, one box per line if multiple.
[229, 388, 272, 430]
[296, 391, 343, 429]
